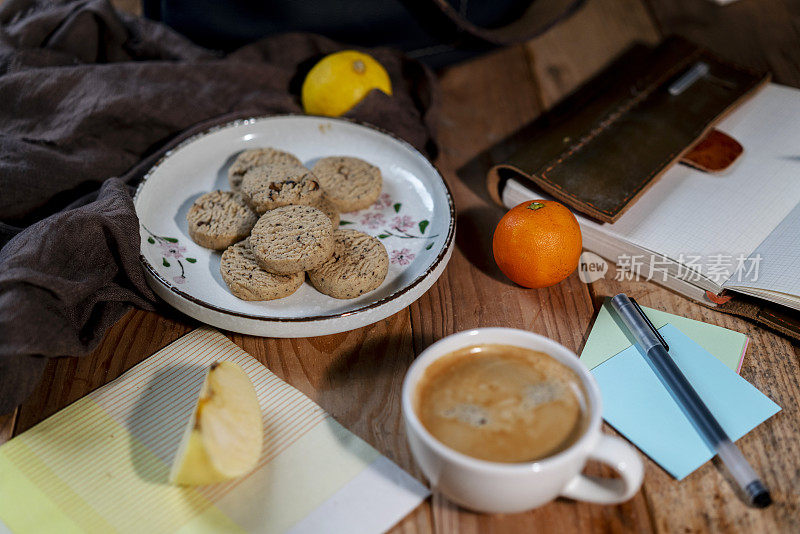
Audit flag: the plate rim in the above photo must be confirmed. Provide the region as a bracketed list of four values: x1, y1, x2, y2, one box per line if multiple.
[134, 114, 455, 324]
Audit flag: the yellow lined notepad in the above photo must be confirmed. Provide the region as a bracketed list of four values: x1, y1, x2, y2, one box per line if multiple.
[0, 329, 428, 533]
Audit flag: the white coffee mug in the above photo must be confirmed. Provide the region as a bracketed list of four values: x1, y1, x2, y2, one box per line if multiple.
[402, 327, 644, 513]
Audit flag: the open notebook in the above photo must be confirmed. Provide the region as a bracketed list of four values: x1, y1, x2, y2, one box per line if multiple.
[500, 83, 800, 311]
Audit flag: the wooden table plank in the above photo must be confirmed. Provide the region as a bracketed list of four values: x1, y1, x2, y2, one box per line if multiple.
[13, 307, 193, 434]
[6, 1, 653, 531]
[423, 42, 655, 533]
[227, 309, 423, 479]
[229, 309, 438, 532]
[525, 0, 661, 109]
[644, 0, 800, 87]
[588, 266, 800, 532]
[8, 0, 800, 532]
[523, 0, 800, 530]
[12, 304, 437, 531]
[0, 409, 16, 445]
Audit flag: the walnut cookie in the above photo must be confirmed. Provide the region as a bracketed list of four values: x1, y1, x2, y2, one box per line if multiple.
[219, 239, 305, 301]
[227, 147, 303, 191]
[249, 205, 335, 274]
[186, 190, 258, 250]
[311, 156, 382, 212]
[307, 229, 389, 299]
[240, 163, 322, 214]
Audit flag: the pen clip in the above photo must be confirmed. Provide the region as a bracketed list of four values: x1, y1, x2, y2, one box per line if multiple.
[629, 297, 669, 351]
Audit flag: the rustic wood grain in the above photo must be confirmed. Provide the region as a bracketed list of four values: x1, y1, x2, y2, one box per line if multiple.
[13, 308, 194, 434]
[226, 309, 421, 477]
[229, 308, 435, 530]
[588, 265, 800, 532]
[8, 0, 800, 532]
[644, 0, 800, 87]
[419, 43, 597, 353]
[0, 409, 16, 445]
[525, 0, 661, 109]
[12, 306, 437, 530]
[521, 0, 800, 530]
[421, 41, 655, 533]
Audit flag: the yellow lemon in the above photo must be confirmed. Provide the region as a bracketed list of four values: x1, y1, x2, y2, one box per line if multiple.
[301, 50, 393, 117]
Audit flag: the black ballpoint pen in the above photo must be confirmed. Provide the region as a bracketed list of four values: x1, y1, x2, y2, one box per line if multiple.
[610, 293, 772, 508]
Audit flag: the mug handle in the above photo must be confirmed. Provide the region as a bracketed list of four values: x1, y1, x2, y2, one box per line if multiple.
[560, 434, 644, 504]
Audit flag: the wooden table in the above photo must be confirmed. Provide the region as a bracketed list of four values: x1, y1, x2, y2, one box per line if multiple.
[3, 0, 799, 531]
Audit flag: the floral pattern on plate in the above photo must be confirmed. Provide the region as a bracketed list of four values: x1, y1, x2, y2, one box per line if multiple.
[340, 195, 439, 262]
[142, 225, 196, 284]
[134, 115, 454, 337]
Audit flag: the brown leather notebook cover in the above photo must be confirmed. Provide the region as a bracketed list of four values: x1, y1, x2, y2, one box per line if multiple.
[486, 36, 770, 223]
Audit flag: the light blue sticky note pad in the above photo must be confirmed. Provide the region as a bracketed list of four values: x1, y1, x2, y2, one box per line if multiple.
[592, 324, 781, 480]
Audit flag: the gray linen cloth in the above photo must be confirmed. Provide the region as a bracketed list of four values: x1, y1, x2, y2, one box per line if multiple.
[0, 0, 438, 413]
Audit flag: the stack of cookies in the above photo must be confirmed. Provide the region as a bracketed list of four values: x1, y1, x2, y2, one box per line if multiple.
[186, 147, 390, 301]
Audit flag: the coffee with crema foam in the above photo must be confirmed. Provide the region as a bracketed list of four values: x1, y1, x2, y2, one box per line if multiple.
[414, 344, 588, 463]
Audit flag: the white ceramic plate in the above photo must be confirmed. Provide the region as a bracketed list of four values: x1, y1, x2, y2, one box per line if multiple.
[134, 116, 455, 337]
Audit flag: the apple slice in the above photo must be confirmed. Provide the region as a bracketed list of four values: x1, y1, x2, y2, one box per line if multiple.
[169, 361, 263, 485]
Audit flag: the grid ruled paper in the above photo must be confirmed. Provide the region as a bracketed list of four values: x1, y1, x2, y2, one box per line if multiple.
[725, 201, 800, 297]
[575, 84, 800, 281]
[503, 83, 800, 290]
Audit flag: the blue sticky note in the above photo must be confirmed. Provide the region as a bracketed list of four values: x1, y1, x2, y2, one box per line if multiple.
[592, 324, 781, 480]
